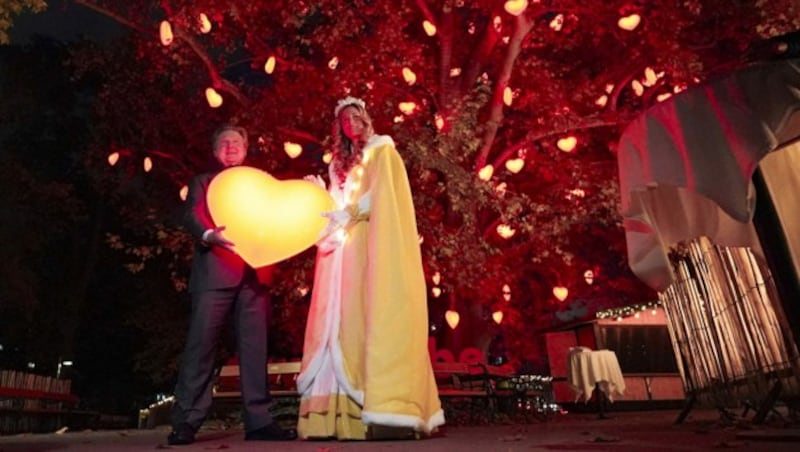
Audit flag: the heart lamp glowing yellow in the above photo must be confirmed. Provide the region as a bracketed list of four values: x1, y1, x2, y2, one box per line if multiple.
[207, 166, 334, 267]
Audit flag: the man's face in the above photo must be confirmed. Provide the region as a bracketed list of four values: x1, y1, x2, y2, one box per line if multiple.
[213, 130, 247, 167]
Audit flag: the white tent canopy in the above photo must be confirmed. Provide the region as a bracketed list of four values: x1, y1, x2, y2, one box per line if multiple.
[617, 59, 800, 291]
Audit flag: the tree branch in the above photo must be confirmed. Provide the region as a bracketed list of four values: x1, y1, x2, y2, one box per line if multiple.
[460, 7, 502, 93]
[73, 0, 249, 107]
[475, 13, 533, 170]
[276, 127, 323, 146]
[73, 0, 153, 36]
[490, 115, 626, 169]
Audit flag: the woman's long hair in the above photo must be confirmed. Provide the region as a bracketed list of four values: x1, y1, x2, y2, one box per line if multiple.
[331, 102, 374, 184]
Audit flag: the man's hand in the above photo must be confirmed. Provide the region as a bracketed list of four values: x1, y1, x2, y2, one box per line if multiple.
[203, 226, 235, 249]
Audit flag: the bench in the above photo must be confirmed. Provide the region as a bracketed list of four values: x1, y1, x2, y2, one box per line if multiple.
[0, 386, 82, 434]
[432, 362, 497, 422]
[213, 361, 301, 399]
[212, 360, 514, 423]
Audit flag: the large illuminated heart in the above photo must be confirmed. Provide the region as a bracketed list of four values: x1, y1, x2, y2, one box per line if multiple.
[207, 166, 334, 267]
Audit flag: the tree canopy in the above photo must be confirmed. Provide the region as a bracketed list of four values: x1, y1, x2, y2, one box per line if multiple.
[5, 0, 799, 380]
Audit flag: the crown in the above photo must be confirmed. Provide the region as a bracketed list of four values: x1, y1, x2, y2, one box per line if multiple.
[334, 96, 366, 116]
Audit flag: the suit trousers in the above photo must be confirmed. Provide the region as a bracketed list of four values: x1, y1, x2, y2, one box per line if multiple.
[171, 271, 273, 432]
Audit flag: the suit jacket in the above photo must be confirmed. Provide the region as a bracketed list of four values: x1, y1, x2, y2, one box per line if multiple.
[185, 170, 274, 293]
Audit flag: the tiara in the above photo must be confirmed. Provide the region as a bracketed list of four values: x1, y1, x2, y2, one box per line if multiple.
[334, 96, 366, 116]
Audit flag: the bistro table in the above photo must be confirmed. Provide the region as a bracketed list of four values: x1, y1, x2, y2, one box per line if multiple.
[567, 348, 625, 418]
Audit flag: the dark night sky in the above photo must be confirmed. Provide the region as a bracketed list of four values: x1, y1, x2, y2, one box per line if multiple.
[10, 0, 125, 44]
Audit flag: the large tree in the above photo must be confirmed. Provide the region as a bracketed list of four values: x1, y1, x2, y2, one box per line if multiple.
[15, 0, 800, 371]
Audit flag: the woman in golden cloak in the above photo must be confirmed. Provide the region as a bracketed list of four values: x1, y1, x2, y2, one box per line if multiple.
[297, 97, 444, 440]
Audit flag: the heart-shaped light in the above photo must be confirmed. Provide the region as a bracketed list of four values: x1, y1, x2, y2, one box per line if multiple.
[207, 166, 334, 268]
[283, 142, 302, 159]
[505, 158, 524, 173]
[492, 310, 504, 324]
[504, 0, 528, 16]
[205, 87, 223, 108]
[552, 286, 569, 302]
[557, 136, 577, 152]
[445, 310, 460, 329]
[617, 14, 641, 31]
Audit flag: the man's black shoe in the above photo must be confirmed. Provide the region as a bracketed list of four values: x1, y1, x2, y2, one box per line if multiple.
[245, 422, 298, 441]
[167, 423, 195, 445]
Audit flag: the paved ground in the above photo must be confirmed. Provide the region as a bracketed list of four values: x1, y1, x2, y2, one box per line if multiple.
[2, 409, 800, 451]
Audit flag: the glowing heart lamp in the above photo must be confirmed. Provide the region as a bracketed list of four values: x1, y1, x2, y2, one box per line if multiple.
[618, 14, 641, 31]
[505, 158, 524, 173]
[445, 310, 460, 329]
[552, 286, 569, 302]
[207, 166, 334, 267]
[492, 311, 504, 324]
[504, 0, 528, 16]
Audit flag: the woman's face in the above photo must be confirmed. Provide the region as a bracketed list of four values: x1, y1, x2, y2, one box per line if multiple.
[338, 106, 367, 141]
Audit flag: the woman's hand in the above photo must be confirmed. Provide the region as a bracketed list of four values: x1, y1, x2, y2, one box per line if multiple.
[304, 174, 326, 190]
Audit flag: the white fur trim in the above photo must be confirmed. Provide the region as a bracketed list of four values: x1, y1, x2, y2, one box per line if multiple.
[362, 408, 445, 434]
[365, 134, 394, 152]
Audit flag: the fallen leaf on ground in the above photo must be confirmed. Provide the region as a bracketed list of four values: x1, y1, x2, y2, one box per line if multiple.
[592, 435, 620, 442]
[499, 434, 525, 442]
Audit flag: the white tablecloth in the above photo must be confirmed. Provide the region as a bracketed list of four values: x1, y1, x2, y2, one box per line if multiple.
[567, 349, 626, 402]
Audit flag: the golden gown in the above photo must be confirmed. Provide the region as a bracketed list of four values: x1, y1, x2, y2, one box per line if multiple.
[296, 135, 444, 439]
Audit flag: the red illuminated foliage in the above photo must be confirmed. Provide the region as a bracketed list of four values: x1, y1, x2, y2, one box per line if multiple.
[61, 0, 798, 363]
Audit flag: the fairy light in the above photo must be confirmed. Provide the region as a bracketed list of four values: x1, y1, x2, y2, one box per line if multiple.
[199, 13, 212, 33]
[143, 157, 153, 172]
[596, 301, 662, 320]
[557, 136, 577, 152]
[107, 152, 120, 166]
[618, 13, 641, 31]
[497, 224, 515, 239]
[631, 79, 644, 96]
[643, 67, 658, 87]
[423, 20, 437, 36]
[264, 56, 276, 74]
[159, 20, 173, 46]
[492, 311, 504, 324]
[322, 152, 333, 164]
[549, 14, 564, 31]
[478, 164, 494, 181]
[205, 87, 223, 108]
[283, 142, 302, 158]
[504, 0, 528, 16]
[505, 158, 524, 173]
[179, 185, 189, 201]
[398, 102, 416, 115]
[503, 86, 513, 106]
[328, 57, 339, 69]
[434, 113, 445, 131]
[402, 67, 417, 85]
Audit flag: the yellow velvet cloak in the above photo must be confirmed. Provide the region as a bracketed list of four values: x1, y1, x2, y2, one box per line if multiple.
[296, 135, 444, 439]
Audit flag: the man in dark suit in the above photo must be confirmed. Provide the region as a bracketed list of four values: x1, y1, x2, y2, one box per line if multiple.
[167, 125, 297, 445]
